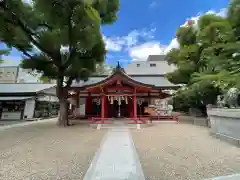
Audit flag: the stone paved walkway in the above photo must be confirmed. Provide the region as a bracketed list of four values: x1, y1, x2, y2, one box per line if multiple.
[83, 127, 145, 180]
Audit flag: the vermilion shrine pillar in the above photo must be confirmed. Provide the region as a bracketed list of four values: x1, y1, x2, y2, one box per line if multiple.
[133, 93, 137, 120]
[101, 95, 105, 120]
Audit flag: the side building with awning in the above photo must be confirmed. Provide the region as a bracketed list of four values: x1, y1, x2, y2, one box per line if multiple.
[0, 83, 58, 120]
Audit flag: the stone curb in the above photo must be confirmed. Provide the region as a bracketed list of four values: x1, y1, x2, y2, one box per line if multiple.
[205, 174, 240, 180]
[210, 132, 240, 147]
[0, 118, 57, 131]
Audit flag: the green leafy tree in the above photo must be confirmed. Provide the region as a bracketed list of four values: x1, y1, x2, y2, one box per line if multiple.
[194, 0, 240, 91]
[166, 14, 231, 112]
[94, 63, 113, 75]
[167, 0, 240, 112]
[0, 0, 119, 126]
[228, 0, 240, 40]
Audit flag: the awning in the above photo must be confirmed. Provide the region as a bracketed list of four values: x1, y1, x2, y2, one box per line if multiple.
[0, 96, 33, 101]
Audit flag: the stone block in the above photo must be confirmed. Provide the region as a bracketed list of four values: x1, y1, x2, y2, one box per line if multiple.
[207, 108, 240, 147]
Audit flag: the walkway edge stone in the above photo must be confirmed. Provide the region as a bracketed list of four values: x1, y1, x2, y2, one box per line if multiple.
[127, 129, 145, 180]
[83, 128, 145, 180]
[0, 118, 57, 131]
[83, 130, 110, 180]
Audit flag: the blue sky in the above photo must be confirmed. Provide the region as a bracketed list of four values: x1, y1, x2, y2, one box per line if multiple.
[1, 0, 229, 67]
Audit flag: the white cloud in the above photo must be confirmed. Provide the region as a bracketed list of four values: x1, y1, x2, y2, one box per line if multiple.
[164, 38, 179, 53]
[103, 27, 156, 52]
[216, 8, 227, 17]
[103, 36, 123, 51]
[129, 42, 166, 61]
[128, 39, 180, 61]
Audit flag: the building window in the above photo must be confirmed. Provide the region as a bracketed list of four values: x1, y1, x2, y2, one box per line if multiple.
[150, 63, 156, 67]
[136, 64, 140, 67]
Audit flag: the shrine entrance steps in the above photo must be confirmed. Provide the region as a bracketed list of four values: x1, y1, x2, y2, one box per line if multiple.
[97, 119, 140, 129]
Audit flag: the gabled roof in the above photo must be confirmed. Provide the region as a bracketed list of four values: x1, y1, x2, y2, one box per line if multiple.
[83, 61, 154, 89]
[71, 62, 179, 89]
[0, 83, 56, 94]
[71, 76, 179, 89]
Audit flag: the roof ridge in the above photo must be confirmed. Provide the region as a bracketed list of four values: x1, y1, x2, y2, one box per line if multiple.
[0, 83, 55, 85]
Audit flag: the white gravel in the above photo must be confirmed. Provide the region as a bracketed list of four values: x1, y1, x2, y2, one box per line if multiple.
[0, 119, 107, 180]
[131, 123, 240, 180]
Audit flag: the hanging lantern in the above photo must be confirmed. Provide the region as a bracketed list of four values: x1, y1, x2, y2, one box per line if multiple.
[125, 96, 128, 104]
[110, 96, 114, 104]
[137, 98, 144, 106]
[96, 99, 101, 106]
[155, 99, 161, 106]
[118, 96, 121, 105]
[108, 96, 113, 104]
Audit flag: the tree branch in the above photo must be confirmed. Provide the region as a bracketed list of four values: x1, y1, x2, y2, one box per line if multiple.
[65, 76, 74, 87]
[21, 50, 33, 59]
[1, 3, 57, 61]
[63, 4, 77, 68]
[38, 23, 52, 30]
[15, 45, 33, 59]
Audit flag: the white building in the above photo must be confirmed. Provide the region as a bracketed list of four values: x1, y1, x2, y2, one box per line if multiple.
[0, 83, 58, 120]
[0, 66, 56, 83]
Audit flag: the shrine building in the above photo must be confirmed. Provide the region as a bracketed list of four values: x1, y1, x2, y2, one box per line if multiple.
[67, 55, 180, 120]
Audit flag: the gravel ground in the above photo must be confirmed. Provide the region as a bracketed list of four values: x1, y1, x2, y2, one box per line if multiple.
[131, 123, 240, 180]
[0, 119, 107, 180]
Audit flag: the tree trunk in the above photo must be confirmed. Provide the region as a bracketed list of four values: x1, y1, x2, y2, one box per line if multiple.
[58, 97, 69, 126]
[56, 78, 69, 127]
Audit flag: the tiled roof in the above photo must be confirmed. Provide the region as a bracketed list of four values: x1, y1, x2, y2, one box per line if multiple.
[147, 55, 166, 61]
[0, 96, 33, 100]
[71, 76, 178, 88]
[132, 76, 178, 88]
[0, 83, 56, 93]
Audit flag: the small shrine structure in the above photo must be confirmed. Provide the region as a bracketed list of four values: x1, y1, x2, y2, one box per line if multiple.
[66, 57, 180, 123]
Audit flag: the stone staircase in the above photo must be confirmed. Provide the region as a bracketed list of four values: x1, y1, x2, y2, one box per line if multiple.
[100, 119, 138, 129]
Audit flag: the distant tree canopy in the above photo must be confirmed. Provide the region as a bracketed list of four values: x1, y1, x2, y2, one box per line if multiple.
[0, 0, 119, 126]
[0, 48, 10, 63]
[94, 63, 113, 75]
[166, 0, 240, 112]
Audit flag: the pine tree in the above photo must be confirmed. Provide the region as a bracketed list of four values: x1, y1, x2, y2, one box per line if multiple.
[0, 0, 119, 126]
